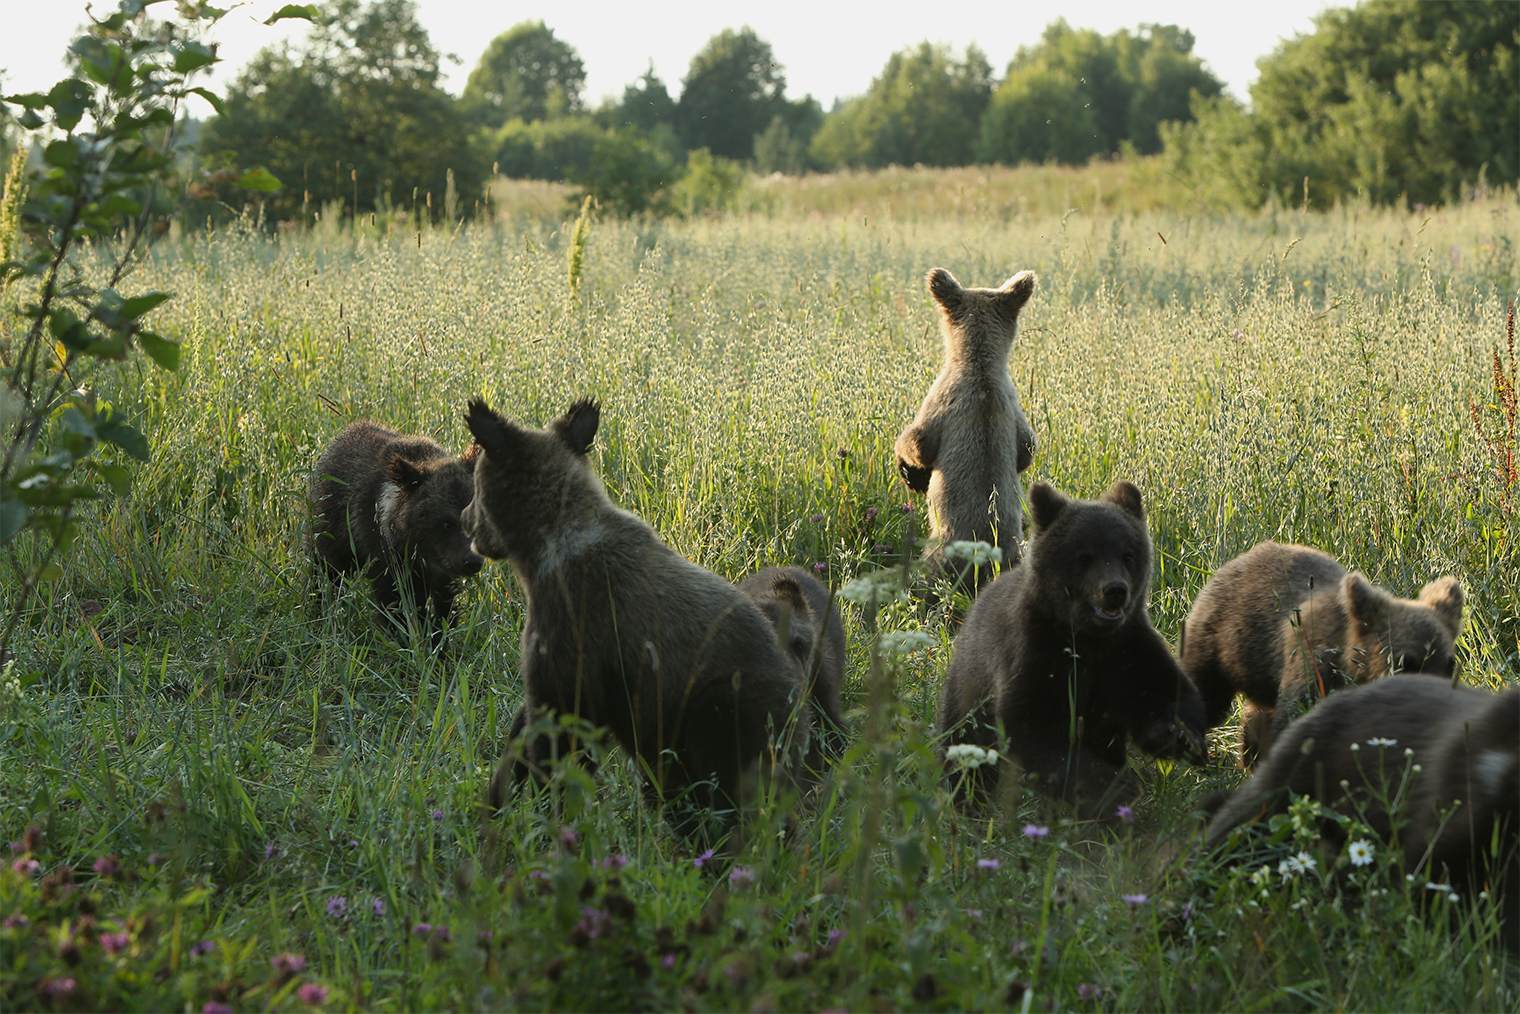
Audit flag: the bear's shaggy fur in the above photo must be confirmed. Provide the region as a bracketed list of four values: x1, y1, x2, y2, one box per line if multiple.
[894, 267, 1038, 589]
[738, 566, 848, 756]
[937, 481, 1207, 816]
[310, 421, 482, 646]
[1182, 541, 1463, 766]
[462, 398, 812, 839]
[1205, 676, 1519, 949]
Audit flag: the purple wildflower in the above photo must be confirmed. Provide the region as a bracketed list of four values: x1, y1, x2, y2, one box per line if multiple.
[100, 931, 130, 955]
[976, 858, 1001, 870]
[146, 852, 165, 868]
[660, 952, 676, 970]
[189, 939, 214, 958]
[1021, 824, 1050, 840]
[729, 866, 756, 887]
[203, 1004, 234, 1014]
[348, 840, 359, 849]
[326, 895, 347, 917]
[599, 855, 629, 870]
[864, 507, 879, 522]
[431, 809, 443, 821]
[7, 840, 21, 853]
[3, 914, 31, 929]
[45, 978, 77, 995]
[810, 513, 826, 524]
[1077, 983, 1103, 1001]
[1115, 805, 1134, 824]
[298, 982, 329, 1006]
[573, 906, 611, 941]
[692, 848, 716, 868]
[528, 870, 550, 881]
[12, 858, 38, 876]
[271, 952, 307, 974]
[1122, 893, 1148, 905]
[813, 562, 827, 574]
[963, 908, 984, 920]
[264, 843, 280, 859]
[370, 897, 385, 916]
[92, 854, 120, 877]
[411, 922, 432, 938]
[826, 928, 847, 947]
[900, 502, 914, 513]
[559, 826, 578, 847]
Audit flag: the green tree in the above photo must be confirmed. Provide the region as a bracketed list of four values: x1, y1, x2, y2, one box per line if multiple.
[810, 43, 992, 169]
[977, 60, 1097, 165]
[201, 0, 484, 221]
[610, 63, 677, 134]
[676, 27, 788, 160]
[462, 20, 585, 129]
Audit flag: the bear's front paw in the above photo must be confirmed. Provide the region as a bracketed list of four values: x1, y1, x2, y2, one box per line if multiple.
[897, 457, 932, 494]
[1138, 716, 1208, 766]
[1016, 436, 1036, 473]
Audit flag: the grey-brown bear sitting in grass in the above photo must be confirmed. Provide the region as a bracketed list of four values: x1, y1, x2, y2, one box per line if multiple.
[937, 481, 1207, 818]
[738, 566, 848, 760]
[1206, 676, 1518, 950]
[1182, 541, 1463, 766]
[310, 421, 482, 650]
[463, 398, 813, 840]
[894, 267, 1038, 592]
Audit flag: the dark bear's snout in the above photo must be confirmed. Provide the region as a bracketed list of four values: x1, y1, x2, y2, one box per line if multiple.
[1101, 581, 1129, 610]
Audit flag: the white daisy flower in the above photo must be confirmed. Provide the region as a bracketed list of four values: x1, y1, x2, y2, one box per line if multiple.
[945, 744, 998, 770]
[943, 540, 1002, 566]
[1347, 839, 1375, 866]
[878, 630, 934, 657]
[1366, 737, 1398, 748]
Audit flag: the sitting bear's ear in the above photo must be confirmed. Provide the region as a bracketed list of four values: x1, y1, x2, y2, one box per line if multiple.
[465, 398, 516, 461]
[1028, 482, 1067, 529]
[926, 267, 963, 316]
[386, 454, 428, 491]
[997, 270, 1037, 318]
[1418, 576, 1464, 636]
[1103, 481, 1145, 520]
[459, 443, 481, 466]
[556, 398, 601, 455]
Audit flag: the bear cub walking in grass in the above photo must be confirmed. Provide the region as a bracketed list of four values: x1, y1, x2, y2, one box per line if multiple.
[738, 566, 847, 757]
[937, 481, 1207, 817]
[1206, 676, 1518, 949]
[463, 398, 814, 840]
[1182, 541, 1463, 766]
[310, 421, 483, 648]
[895, 267, 1038, 590]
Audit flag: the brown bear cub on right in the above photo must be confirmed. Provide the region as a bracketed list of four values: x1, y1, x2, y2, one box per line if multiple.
[462, 398, 813, 841]
[1182, 541, 1463, 766]
[1206, 676, 1519, 950]
[310, 421, 483, 648]
[895, 267, 1038, 591]
[738, 566, 848, 758]
[937, 481, 1207, 818]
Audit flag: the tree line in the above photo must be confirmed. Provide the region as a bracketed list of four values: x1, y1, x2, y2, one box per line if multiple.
[186, 0, 1515, 218]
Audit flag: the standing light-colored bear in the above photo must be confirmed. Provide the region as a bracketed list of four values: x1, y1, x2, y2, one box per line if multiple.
[895, 267, 1038, 589]
[937, 481, 1208, 817]
[1182, 541, 1463, 766]
[462, 398, 813, 841]
[1205, 676, 1518, 950]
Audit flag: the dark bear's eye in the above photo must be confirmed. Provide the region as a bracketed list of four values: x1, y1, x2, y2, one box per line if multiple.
[1123, 552, 1135, 566]
[1078, 552, 1094, 566]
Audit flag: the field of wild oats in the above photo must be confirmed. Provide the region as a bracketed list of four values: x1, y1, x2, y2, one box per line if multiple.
[2, 184, 1520, 1011]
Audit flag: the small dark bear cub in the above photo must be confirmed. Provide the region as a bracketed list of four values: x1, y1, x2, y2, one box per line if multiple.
[1206, 676, 1519, 950]
[1182, 541, 1463, 766]
[310, 421, 482, 648]
[937, 481, 1207, 818]
[738, 566, 848, 758]
[463, 398, 812, 842]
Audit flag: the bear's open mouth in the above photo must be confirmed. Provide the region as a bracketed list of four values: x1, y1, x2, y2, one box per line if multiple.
[1095, 605, 1125, 622]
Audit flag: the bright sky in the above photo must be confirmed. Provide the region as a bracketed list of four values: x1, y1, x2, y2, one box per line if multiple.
[1, 0, 1336, 117]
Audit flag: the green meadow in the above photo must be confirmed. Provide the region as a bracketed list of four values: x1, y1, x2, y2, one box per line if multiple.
[3, 176, 1519, 1011]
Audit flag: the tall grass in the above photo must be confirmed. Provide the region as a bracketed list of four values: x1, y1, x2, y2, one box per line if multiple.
[1, 176, 1517, 1010]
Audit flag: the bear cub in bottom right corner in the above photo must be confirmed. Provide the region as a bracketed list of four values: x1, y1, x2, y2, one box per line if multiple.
[937, 481, 1207, 819]
[1182, 541, 1463, 766]
[1205, 676, 1519, 950]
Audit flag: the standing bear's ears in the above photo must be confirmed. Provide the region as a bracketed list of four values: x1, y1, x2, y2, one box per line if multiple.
[997, 270, 1037, 317]
[926, 267, 964, 315]
[465, 398, 520, 462]
[1028, 482, 1068, 529]
[1418, 576, 1464, 636]
[553, 398, 600, 455]
[1344, 573, 1389, 630]
[1102, 481, 1145, 520]
[386, 454, 430, 491]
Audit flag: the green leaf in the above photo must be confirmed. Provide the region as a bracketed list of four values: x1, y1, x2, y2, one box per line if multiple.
[18, 109, 43, 130]
[48, 308, 91, 351]
[264, 4, 319, 25]
[36, 561, 64, 582]
[0, 499, 26, 545]
[90, 462, 133, 496]
[186, 86, 225, 115]
[96, 194, 144, 218]
[137, 331, 182, 370]
[122, 292, 172, 320]
[43, 140, 80, 167]
[47, 78, 92, 132]
[4, 91, 50, 109]
[97, 419, 150, 462]
[173, 43, 218, 74]
[236, 167, 283, 193]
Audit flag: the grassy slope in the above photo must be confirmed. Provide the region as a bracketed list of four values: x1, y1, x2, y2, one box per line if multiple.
[2, 174, 1519, 1011]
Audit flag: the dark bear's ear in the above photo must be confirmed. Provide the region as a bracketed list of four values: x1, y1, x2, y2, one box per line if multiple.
[926, 267, 963, 315]
[465, 398, 516, 461]
[556, 398, 600, 455]
[386, 454, 428, 491]
[459, 442, 481, 466]
[770, 573, 809, 612]
[997, 270, 1037, 317]
[1418, 576, 1464, 637]
[1103, 481, 1145, 520]
[1028, 482, 1067, 529]
[1345, 573, 1389, 629]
